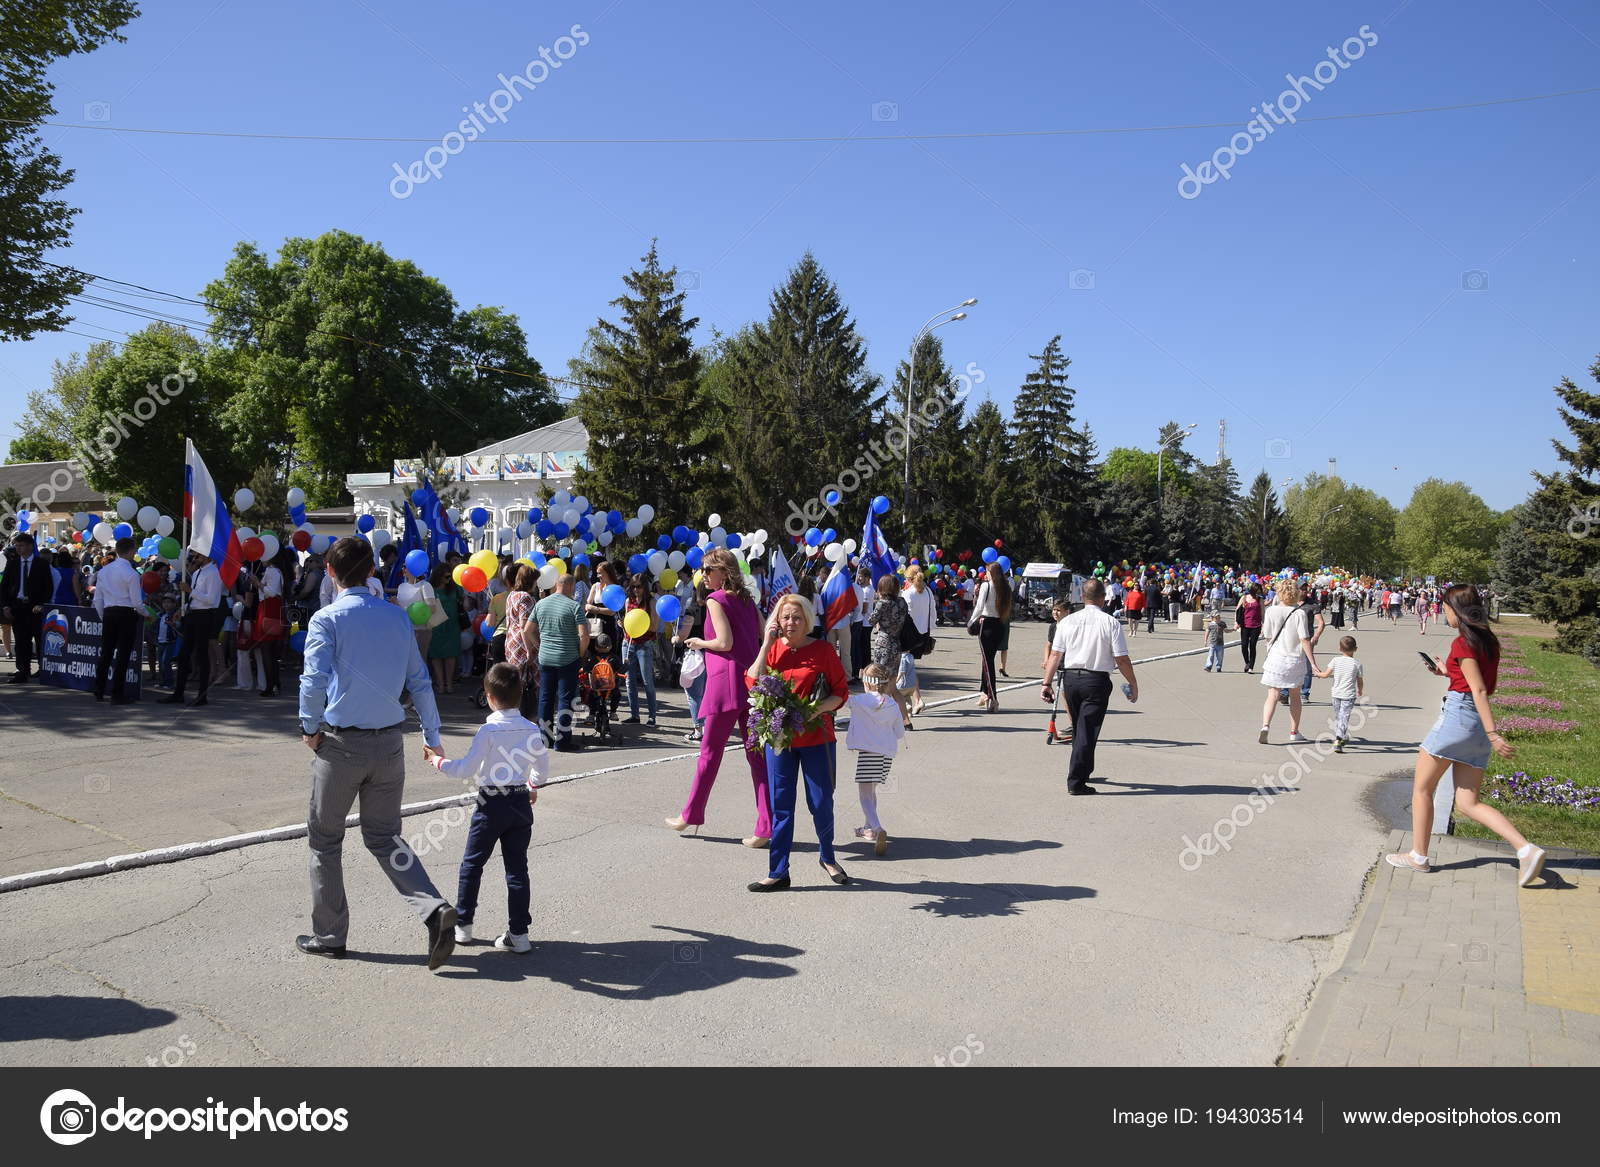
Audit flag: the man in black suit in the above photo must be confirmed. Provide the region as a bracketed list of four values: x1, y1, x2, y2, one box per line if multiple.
[2, 533, 56, 682]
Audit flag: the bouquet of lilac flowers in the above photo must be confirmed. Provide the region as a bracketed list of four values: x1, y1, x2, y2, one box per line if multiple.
[745, 671, 825, 753]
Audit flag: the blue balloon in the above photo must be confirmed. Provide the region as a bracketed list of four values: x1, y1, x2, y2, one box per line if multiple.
[411, 489, 428, 506]
[998, 555, 1012, 571]
[558, 546, 571, 559]
[356, 514, 375, 533]
[602, 584, 626, 611]
[532, 553, 547, 567]
[289, 630, 307, 653]
[657, 534, 671, 550]
[672, 524, 690, 545]
[656, 595, 681, 623]
[685, 546, 704, 570]
[528, 507, 543, 523]
[628, 554, 648, 575]
[113, 522, 132, 539]
[572, 552, 590, 567]
[609, 509, 624, 529]
[726, 533, 741, 549]
[469, 507, 489, 528]
[871, 495, 891, 515]
[535, 519, 555, 538]
[552, 521, 570, 539]
[826, 490, 841, 506]
[576, 516, 591, 534]
[405, 549, 429, 576]
[982, 547, 999, 564]
[804, 527, 823, 547]
[823, 528, 836, 544]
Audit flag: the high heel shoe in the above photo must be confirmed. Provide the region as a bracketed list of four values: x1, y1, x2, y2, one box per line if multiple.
[664, 816, 700, 835]
[820, 860, 851, 885]
[742, 835, 770, 848]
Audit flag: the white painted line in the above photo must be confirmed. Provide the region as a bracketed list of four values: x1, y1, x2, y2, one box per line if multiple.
[0, 638, 1223, 894]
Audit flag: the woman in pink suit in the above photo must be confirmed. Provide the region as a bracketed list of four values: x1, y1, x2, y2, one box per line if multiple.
[665, 548, 771, 846]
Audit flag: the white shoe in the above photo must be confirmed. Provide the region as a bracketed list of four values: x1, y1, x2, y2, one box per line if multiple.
[494, 931, 531, 954]
[1518, 846, 1547, 888]
[1287, 733, 1310, 744]
[454, 924, 472, 944]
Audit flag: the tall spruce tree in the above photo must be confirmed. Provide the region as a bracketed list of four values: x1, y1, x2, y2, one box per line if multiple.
[1010, 336, 1088, 563]
[892, 330, 965, 551]
[721, 253, 883, 544]
[1236, 470, 1292, 572]
[963, 398, 1018, 551]
[570, 242, 707, 522]
[1527, 357, 1600, 663]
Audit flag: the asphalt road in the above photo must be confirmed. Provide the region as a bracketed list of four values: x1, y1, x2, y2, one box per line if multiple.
[0, 611, 1447, 1065]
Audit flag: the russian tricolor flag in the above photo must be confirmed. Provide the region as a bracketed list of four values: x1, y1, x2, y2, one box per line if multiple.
[183, 438, 244, 586]
[820, 558, 857, 630]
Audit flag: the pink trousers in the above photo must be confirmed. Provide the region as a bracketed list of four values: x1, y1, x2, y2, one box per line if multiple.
[680, 707, 771, 836]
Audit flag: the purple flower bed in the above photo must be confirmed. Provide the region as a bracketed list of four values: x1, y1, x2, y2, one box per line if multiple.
[1491, 695, 1565, 710]
[1498, 716, 1579, 734]
[1495, 679, 1545, 689]
[1500, 666, 1534, 676]
[1487, 772, 1600, 812]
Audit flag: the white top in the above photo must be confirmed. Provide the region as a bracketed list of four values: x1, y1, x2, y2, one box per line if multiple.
[322, 573, 385, 607]
[430, 709, 550, 788]
[397, 579, 436, 610]
[259, 565, 283, 600]
[1328, 655, 1364, 700]
[1260, 605, 1309, 660]
[901, 585, 936, 634]
[975, 581, 1000, 618]
[851, 582, 871, 625]
[93, 557, 143, 613]
[844, 692, 905, 758]
[1050, 604, 1129, 673]
[189, 563, 222, 609]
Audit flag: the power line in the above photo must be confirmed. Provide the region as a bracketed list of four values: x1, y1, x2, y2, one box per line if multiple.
[7, 86, 1598, 145]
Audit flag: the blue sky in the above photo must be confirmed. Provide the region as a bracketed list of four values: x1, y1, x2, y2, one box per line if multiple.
[3, 0, 1596, 512]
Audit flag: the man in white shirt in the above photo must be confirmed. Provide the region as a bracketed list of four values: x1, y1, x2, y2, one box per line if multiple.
[1040, 577, 1139, 795]
[160, 552, 225, 707]
[93, 537, 145, 703]
[320, 567, 384, 609]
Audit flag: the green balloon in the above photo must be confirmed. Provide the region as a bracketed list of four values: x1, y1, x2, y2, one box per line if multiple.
[407, 600, 430, 626]
[157, 536, 180, 559]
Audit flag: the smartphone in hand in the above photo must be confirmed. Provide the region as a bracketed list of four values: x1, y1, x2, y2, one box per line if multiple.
[1418, 651, 1442, 674]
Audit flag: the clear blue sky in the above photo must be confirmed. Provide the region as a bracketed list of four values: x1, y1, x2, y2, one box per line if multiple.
[3, 0, 1596, 512]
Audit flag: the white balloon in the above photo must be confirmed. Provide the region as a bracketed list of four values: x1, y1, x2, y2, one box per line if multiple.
[369, 529, 393, 551]
[436, 542, 452, 562]
[550, 490, 570, 507]
[516, 520, 533, 539]
[115, 496, 138, 520]
[72, 511, 90, 530]
[562, 508, 581, 527]
[637, 504, 655, 522]
[667, 550, 686, 571]
[497, 526, 514, 546]
[233, 601, 245, 620]
[236, 526, 256, 542]
[155, 515, 174, 536]
[286, 487, 305, 508]
[597, 530, 614, 547]
[136, 505, 160, 532]
[538, 563, 560, 590]
[843, 539, 858, 554]
[708, 513, 722, 528]
[697, 531, 710, 547]
[709, 526, 726, 545]
[447, 507, 461, 524]
[750, 543, 765, 560]
[625, 518, 643, 538]
[258, 533, 280, 561]
[572, 496, 589, 513]
[824, 542, 844, 562]
[298, 522, 316, 536]
[647, 550, 667, 575]
[93, 521, 114, 543]
[233, 488, 254, 511]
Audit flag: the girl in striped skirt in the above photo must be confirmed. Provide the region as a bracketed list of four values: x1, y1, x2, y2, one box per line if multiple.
[847, 663, 905, 856]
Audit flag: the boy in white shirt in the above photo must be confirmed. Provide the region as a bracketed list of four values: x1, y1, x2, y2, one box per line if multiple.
[423, 663, 549, 952]
[846, 663, 904, 855]
[1314, 635, 1365, 752]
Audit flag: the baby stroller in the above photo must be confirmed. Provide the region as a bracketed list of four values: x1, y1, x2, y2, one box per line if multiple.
[578, 644, 618, 743]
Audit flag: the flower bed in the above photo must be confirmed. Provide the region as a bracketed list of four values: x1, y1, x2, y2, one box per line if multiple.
[1498, 716, 1579, 734]
[1491, 695, 1565, 710]
[1487, 772, 1600, 812]
[1495, 679, 1545, 690]
[1500, 666, 1533, 676]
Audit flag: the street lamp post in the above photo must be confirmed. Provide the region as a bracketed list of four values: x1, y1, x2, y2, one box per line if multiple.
[1156, 422, 1199, 509]
[1261, 475, 1293, 572]
[903, 298, 976, 549]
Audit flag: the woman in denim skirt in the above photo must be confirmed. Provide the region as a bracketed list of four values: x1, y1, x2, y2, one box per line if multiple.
[1386, 584, 1545, 886]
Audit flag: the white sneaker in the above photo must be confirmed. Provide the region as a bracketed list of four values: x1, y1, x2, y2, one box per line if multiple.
[454, 924, 472, 944]
[1287, 732, 1310, 744]
[494, 931, 531, 954]
[1518, 846, 1547, 888]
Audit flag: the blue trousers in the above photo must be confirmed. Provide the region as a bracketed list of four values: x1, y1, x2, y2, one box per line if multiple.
[1205, 644, 1223, 670]
[539, 660, 579, 750]
[623, 640, 657, 719]
[456, 786, 534, 933]
[766, 742, 836, 878]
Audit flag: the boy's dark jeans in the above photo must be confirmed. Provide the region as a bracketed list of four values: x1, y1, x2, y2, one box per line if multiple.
[456, 787, 534, 934]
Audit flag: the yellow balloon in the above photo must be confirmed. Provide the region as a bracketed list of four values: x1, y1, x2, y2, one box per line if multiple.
[515, 556, 534, 568]
[551, 557, 567, 575]
[623, 608, 650, 639]
[469, 550, 498, 577]
[451, 563, 468, 586]
[658, 568, 677, 590]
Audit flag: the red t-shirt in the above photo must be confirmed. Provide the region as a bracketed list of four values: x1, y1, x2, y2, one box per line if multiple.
[1444, 634, 1498, 695]
[747, 637, 850, 748]
[1125, 588, 1144, 612]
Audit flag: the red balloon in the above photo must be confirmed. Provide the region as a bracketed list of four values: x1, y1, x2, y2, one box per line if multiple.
[140, 571, 162, 594]
[994, 540, 1003, 548]
[241, 536, 265, 562]
[459, 565, 487, 592]
[71, 531, 82, 543]
[291, 530, 311, 551]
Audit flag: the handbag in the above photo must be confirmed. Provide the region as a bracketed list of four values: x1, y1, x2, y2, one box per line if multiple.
[424, 595, 448, 630]
[897, 612, 923, 656]
[678, 647, 705, 688]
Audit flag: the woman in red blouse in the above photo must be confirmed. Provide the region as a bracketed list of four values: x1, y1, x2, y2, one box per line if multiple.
[745, 593, 850, 891]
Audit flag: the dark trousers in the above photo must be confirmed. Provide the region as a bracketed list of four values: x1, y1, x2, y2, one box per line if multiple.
[850, 623, 870, 677]
[538, 660, 580, 750]
[1145, 603, 1155, 633]
[455, 787, 534, 933]
[1062, 670, 1113, 790]
[171, 607, 222, 696]
[977, 616, 1003, 699]
[95, 606, 142, 698]
[9, 605, 40, 676]
[1238, 625, 1261, 671]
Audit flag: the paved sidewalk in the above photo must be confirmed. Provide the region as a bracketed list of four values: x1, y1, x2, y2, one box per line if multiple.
[1287, 830, 1600, 1066]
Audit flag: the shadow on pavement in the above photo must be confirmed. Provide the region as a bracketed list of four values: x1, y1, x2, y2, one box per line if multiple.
[837, 836, 1062, 862]
[0, 995, 179, 1042]
[832, 879, 1096, 919]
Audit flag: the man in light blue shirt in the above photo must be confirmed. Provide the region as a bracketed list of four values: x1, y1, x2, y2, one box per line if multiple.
[296, 536, 456, 970]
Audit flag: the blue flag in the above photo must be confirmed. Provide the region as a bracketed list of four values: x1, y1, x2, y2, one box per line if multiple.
[389, 501, 424, 589]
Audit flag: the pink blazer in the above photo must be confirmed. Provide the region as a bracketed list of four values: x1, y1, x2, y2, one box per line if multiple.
[698, 588, 762, 716]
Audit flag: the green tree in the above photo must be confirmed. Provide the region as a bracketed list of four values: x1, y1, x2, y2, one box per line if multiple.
[570, 242, 707, 523]
[960, 398, 1018, 552]
[1010, 336, 1090, 563]
[0, 1, 139, 341]
[891, 330, 966, 550]
[1491, 495, 1565, 612]
[1394, 478, 1502, 581]
[1284, 473, 1399, 574]
[1164, 456, 1242, 565]
[1235, 470, 1292, 572]
[720, 253, 884, 543]
[1526, 358, 1600, 662]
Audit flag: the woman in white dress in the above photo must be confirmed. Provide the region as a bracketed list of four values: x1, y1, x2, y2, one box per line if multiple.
[396, 562, 436, 658]
[899, 567, 937, 715]
[1257, 579, 1317, 745]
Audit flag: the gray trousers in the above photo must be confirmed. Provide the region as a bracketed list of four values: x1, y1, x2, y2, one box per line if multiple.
[308, 726, 447, 946]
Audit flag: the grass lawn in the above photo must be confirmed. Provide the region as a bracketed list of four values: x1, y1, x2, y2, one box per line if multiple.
[1454, 634, 1600, 854]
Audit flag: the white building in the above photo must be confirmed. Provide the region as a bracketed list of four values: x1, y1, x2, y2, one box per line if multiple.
[343, 416, 589, 537]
